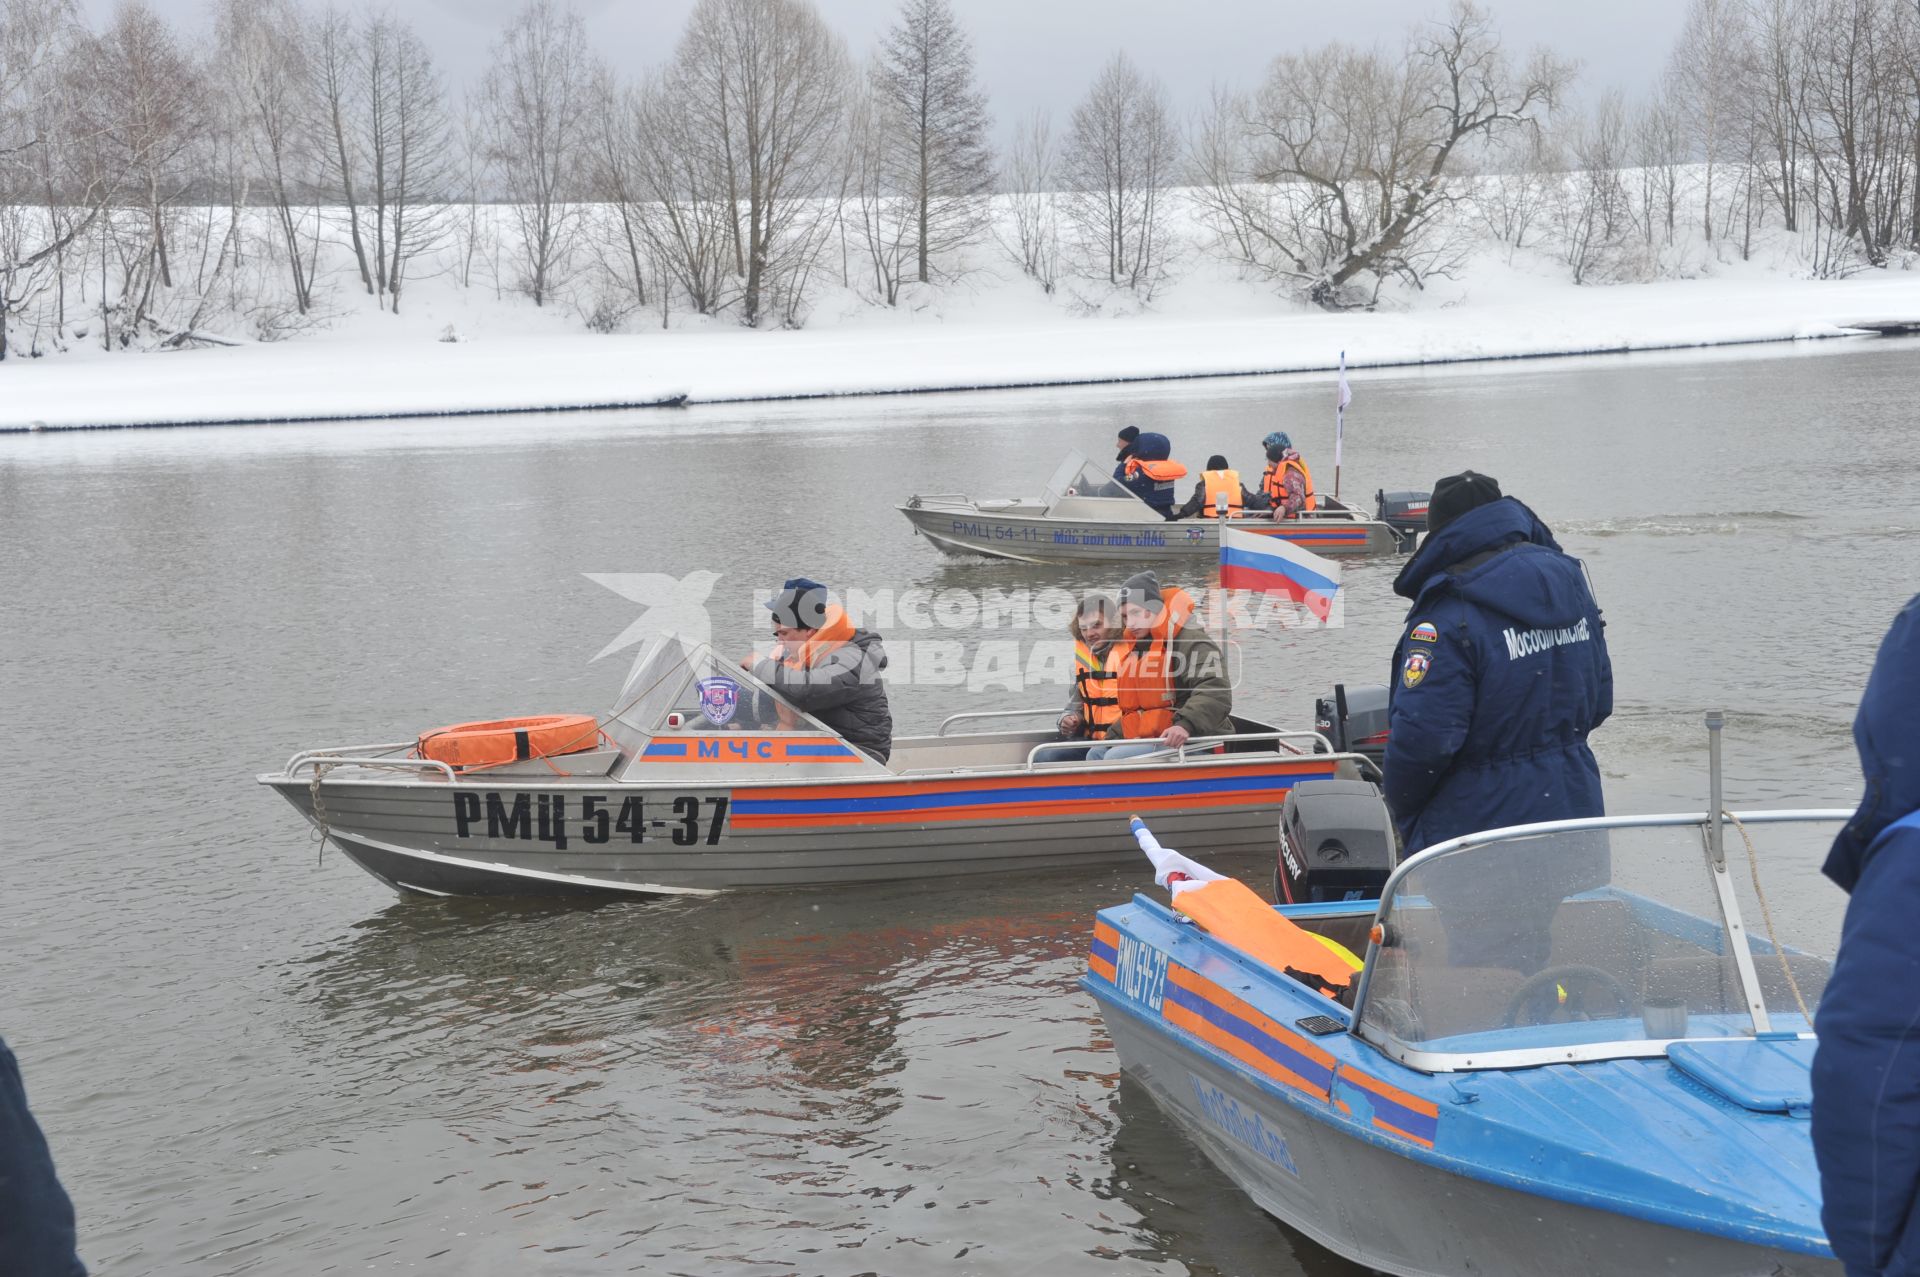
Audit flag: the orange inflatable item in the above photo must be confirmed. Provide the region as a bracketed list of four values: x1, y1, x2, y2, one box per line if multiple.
[1172, 877, 1360, 999]
[416, 715, 601, 771]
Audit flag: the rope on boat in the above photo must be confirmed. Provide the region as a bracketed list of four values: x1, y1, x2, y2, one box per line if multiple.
[309, 761, 334, 865]
[1726, 810, 1812, 1020]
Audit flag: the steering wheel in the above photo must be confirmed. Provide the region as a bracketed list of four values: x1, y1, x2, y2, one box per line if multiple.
[1502, 964, 1632, 1028]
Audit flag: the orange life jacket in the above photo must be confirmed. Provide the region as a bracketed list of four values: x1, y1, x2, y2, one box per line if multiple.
[778, 604, 855, 670]
[1261, 456, 1317, 513]
[1108, 587, 1197, 740]
[1073, 640, 1120, 731]
[763, 605, 856, 728]
[1201, 468, 1243, 516]
[1124, 457, 1189, 483]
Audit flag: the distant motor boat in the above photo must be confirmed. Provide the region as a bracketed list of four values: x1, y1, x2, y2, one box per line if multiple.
[900, 452, 1421, 563]
[1084, 798, 1846, 1277]
[258, 637, 1378, 898]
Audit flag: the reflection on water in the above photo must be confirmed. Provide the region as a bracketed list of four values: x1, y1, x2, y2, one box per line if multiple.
[2, 340, 1911, 1273]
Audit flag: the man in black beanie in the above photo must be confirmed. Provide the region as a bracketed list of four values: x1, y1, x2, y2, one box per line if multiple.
[1384, 472, 1613, 969]
[749, 577, 894, 763]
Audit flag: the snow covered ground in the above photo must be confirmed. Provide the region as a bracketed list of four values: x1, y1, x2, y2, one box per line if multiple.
[5, 210, 1920, 432]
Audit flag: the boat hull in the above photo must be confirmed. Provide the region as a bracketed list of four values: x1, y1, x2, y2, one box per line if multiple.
[1097, 992, 1840, 1277]
[264, 753, 1336, 896]
[899, 502, 1401, 563]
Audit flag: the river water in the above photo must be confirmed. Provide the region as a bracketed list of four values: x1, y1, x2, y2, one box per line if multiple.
[2, 339, 1916, 1275]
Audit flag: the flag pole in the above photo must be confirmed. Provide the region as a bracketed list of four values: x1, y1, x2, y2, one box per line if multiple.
[1334, 350, 1348, 502]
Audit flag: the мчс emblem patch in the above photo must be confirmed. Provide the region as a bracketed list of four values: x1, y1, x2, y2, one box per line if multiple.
[1409, 621, 1438, 644]
[696, 676, 741, 726]
[1401, 650, 1432, 689]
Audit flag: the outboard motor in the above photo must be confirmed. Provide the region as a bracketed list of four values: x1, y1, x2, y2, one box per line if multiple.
[1376, 489, 1432, 551]
[1313, 683, 1391, 765]
[1276, 780, 1399, 904]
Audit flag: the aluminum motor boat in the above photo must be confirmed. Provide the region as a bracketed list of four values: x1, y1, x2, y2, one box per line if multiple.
[901, 452, 1414, 563]
[259, 637, 1377, 898]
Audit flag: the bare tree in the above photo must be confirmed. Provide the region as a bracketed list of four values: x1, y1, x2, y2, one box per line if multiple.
[671, 0, 850, 326]
[1668, 0, 1751, 243]
[580, 64, 649, 326]
[1550, 92, 1633, 283]
[1742, 0, 1807, 233]
[79, 0, 204, 330]
[214, 0, 317, 315]
[997, 107, 1060, 292]
[872, 0, 991, 286]
[481, 0, 591, 307]
[0, 0, 100, 358]
[1060, 51, 1177, 294]
[1197, 3, 1567, 308]
[362, 15, 449, 312]
[628, 66, 732, 316]
[1630, 87, 1687, 250]
[314, 5, 371, 293]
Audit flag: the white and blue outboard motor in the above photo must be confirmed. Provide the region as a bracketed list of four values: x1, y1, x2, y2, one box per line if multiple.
[1376, 489, 1432, 551]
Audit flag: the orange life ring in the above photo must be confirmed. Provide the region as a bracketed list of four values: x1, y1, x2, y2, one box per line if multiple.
[416, 714, 601, 771]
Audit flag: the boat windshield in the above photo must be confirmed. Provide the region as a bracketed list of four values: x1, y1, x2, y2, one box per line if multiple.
[1352, 813, 1844, 1072]
[604, 639, 839, 738]
[1042, 451, 1133, 504]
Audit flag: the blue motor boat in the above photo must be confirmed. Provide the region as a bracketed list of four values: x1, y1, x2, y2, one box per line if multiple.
[1084, 802, 1847, 1277]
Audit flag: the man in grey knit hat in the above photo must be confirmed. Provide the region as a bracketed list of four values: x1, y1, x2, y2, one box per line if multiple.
[1088, 571, 1234, 761]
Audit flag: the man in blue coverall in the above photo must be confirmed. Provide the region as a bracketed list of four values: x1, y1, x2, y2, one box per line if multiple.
[1, 1034, 86, 1275]
[1382, 471, 1613, 971]
[1813, 593, 1920, 1277]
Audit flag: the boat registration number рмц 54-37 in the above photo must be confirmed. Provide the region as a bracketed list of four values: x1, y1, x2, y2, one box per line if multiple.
[451, 792, 730, 849]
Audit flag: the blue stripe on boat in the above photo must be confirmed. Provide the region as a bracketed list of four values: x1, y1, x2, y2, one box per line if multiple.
[730, 769, 1333, 816]
[787, 744, 856, 757]
[1090, 937, 1118, 966]
[643, 742, 689, 757]
[1166, 981, 1336, 1093]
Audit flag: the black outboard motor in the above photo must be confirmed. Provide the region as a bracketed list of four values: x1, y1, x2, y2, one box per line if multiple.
[1276, 780, 1399, 904]
[1314, 683, 1391, 765]
[1376, 489, 1432, 551]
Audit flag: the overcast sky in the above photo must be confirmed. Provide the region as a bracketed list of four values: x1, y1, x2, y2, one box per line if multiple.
[85, 0, 1688, 130]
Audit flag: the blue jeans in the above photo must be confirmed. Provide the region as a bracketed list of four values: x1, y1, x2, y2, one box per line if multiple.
[1030, 742, 1095, 764]
[0, 1036, 85, 1276]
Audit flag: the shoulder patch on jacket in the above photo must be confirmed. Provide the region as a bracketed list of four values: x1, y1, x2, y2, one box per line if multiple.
[1402, 650, 1432, 688]
[1408, 621, 1438, 644]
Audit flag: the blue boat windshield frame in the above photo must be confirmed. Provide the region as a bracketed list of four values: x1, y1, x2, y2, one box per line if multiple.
[1348, 810, 1848, 1074]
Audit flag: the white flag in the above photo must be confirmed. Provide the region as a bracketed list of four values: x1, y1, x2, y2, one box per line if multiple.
[1334, 351, 1351, 469]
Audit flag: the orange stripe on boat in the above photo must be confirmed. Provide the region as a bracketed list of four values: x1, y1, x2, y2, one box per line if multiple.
[1169, 966, 1336, 1072]
[1374, 1120, 1436, 1149]
[1339, 1067, 1440, 1119]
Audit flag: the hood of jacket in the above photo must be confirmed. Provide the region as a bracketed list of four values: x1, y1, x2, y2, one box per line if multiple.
[1132, 431, 1172, 462]
[1824, 594, 1920, 892]
[1393, 497, 1583, 630]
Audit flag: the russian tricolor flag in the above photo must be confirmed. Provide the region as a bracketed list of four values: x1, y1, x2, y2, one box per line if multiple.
[1219, 525, 1342, 622]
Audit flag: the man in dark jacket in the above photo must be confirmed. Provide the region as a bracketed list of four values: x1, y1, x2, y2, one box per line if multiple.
[1113, 430, 1182, 517]
[750, 577, 894, 764]
[1383, 472, 1612, 969]
[1813, 593, 1920, 1277]
[0, 1035, 85, 1276]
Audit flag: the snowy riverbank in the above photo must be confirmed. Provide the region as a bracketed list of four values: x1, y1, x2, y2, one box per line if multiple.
[5, 265, 1920, 432]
